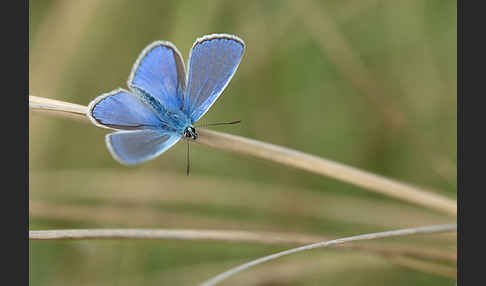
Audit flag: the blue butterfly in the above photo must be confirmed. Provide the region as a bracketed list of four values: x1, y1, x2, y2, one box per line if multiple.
[88, 34, 245, 173]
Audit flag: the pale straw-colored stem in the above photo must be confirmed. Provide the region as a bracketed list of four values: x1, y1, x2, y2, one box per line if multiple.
[29, 96, 456, 215]
[199, 224, 457, 286]
[29, 95, 88, 122]
[29, 229, 321, 244]
[196, 129, 456, 216]
[29, 228, 456, 265]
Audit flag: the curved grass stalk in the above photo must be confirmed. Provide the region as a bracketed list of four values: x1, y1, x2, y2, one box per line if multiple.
[29, 96, 456, 216]
[199, 224, 457, 286]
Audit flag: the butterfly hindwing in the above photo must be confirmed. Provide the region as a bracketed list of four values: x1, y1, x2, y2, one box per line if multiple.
[88, 88, 161, 130]
[106, 130, 181, 165]
[183, 34, 244, 123]
[128, 41, 186, 111]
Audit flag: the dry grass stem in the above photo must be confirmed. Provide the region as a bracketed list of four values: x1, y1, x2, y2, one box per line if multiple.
[29, 96, 456, 216]
[30, 228, 322, 245]
[199, 224, 457, 286]
[30, 228, 456, 273]
[29, 96, 88, 122]
[196, 129, 456, 216]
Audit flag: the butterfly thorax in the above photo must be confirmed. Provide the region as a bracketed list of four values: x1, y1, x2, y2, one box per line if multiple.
[135, 88, 194, 136]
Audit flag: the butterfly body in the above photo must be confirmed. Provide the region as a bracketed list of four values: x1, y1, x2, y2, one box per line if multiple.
[133, 88, 193, 135]
[88, 34, 244, 166]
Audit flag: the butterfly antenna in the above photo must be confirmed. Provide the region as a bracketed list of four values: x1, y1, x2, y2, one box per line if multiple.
[196, 120, 241, 128]
[186, 141, 190, 176]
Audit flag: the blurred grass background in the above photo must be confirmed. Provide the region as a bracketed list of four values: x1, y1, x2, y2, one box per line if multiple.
[29, 0, 457, 285]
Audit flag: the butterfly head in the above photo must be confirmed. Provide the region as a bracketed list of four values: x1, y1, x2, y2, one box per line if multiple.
[184, 126, 198, 141]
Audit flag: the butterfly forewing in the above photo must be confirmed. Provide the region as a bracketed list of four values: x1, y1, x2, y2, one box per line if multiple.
[128, 41, 186, 111]
[88, 88, 162, 130]
[183, 34, 244, 123]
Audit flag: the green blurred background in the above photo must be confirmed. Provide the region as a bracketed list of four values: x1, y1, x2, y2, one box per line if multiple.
[29, 0, 457, 285]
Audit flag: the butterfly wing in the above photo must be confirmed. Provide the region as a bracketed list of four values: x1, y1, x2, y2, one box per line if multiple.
[106, 130, 181, 165]
[183, 34, 244, 123]
[128, 41, 186, 111]
[88, 88, 161, 130]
